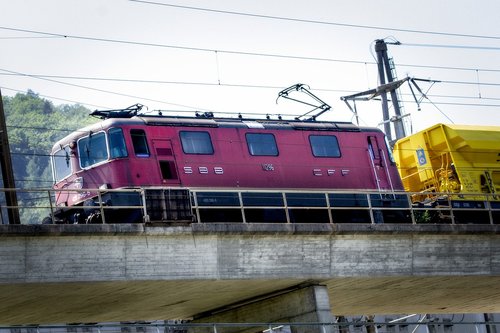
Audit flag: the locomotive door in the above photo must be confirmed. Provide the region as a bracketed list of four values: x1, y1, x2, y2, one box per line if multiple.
[153, 139, 180, 185]
[367, 136, 393, 191]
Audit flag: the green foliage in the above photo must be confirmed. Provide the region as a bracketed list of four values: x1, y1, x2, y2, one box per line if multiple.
[2, 91, 97, 224]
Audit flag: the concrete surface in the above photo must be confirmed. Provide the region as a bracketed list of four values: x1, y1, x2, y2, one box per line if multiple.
[0, 223, 499, 325]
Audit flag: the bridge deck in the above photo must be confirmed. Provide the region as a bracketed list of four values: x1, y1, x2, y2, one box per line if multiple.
[0, 223, 499, 325]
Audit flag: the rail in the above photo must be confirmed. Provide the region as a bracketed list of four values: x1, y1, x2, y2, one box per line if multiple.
[0, 188, 498, 225]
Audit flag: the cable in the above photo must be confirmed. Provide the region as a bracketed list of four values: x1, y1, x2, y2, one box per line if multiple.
[4, 26, 500, 75]
[401, 42, 500, 51]
[6, 124, 77, 133]
[0, 68, 213, 112]
[0, 86, 112, 109]
[0, 26, 373, 67]
[128, 1, 500, 40]
[4, 71, 500, 99]
[440, 80, 500, 87]
[0, 71, 351, 93]
[398, 62, 500, 73]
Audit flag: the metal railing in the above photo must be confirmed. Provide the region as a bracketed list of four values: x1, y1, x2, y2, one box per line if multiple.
[0, 188, 499, 225]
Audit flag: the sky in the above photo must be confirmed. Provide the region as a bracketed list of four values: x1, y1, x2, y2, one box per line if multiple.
[1, 0, 500, 137]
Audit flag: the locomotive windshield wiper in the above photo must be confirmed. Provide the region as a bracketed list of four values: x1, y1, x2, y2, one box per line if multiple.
[59, 144, 70, 167]
[277, 83, 331, 121]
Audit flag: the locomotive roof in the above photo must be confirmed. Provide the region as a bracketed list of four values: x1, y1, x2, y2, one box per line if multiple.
[52, 114, 382, 151]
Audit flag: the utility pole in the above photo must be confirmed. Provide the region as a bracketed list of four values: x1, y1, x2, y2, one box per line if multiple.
[0, 89, 20, 224]
[374, 39, 406, 141]
[341, 39, 408, 143]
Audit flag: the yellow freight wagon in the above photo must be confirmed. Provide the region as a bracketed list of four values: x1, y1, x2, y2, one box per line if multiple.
[393, 123, 500, 203]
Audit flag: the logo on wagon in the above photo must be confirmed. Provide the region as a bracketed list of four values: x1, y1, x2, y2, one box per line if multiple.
[416, 148, 427, 166]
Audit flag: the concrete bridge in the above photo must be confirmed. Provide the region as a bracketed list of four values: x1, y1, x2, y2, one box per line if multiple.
[1, 223, 500, 326]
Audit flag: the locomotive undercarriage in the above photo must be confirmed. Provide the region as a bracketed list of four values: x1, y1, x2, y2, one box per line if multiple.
[44, 188, 500, 225]
[46, 188, 193, 224]
[45, 189, 415, 224]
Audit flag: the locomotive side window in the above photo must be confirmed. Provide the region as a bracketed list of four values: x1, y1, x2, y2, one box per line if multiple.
[309, 135, 341, 158]
[131, 129, 150, 157]
[180, 131, 214, 154]
[246, 133, 278, 156]
[53, 146, 72, 181]
[78, 132, 108, 168]
[109, 128, 128, 158]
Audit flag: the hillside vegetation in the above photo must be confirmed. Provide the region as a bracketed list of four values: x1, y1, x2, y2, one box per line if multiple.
[2, 90, 96, 223]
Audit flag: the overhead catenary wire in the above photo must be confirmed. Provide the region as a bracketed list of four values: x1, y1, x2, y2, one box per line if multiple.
[0, 86, 111, 109]
[128, 0, 500, 41]
[2, 26, 500, 117]
[401, 42, 500, 51]
[2, 26, 500, 74]
[2, 23, 500, 123]
[0, 68, 214, 112]
[3, 71, 500, 89]
[3, 71, 500, 109]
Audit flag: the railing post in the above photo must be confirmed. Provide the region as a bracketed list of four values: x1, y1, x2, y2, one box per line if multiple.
[408, 192, 416, 224]
[448, 195, 455, 225]
[97, 190, 106, 224]
[367, 193, 375, 224]
[283, 192, 290, 223]
[325, 192, 333, 224]
[486, 194, 494, 225]
[238, 191, 246, 223]
[48, 190, 55, 224]
[141, 189, 150, 223]
[192, 191, 202, 223]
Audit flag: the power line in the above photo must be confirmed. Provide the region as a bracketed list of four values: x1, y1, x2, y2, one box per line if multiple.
[0, 68, 212, 112]
[4, 71, 500, 103]
[401, 42, 500, 51]
[0, 26, 373, 66]
[397, 62, 500, 73]
[2, 97, 500, 142]
[128, 0, 500, 41]
[4, 25, 500, 76]
[0, 86, 111, 109]
[440, 80, 500, 87]
[3, 26, 500, 75]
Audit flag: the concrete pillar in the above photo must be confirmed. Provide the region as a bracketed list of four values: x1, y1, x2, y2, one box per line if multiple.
[190, 285, 335, 333]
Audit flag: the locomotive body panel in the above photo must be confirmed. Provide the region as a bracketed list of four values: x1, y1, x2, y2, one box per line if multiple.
[51, 115, 403, 209]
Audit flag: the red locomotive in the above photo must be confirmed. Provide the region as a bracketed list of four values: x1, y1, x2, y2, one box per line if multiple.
[49, 106, 406, 224]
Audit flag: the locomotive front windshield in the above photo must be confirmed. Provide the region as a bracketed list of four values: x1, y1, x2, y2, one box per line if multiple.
[53, 147, 72, 182]
[78, 132, 108, 168]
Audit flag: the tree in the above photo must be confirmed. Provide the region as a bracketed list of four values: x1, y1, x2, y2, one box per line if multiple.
[2, 91, 97, 223]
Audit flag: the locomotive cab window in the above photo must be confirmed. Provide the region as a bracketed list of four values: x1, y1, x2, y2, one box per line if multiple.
[78, 132, 108, 168]
[109, 128, 128, 158]
[131, 129, 150, 157]
[246, 133, 278, 156]
[53, 146, 72, 182]
[309, 135, 340, 158]
[384, 135, 395, 163]
[180, 131, 214, 154]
